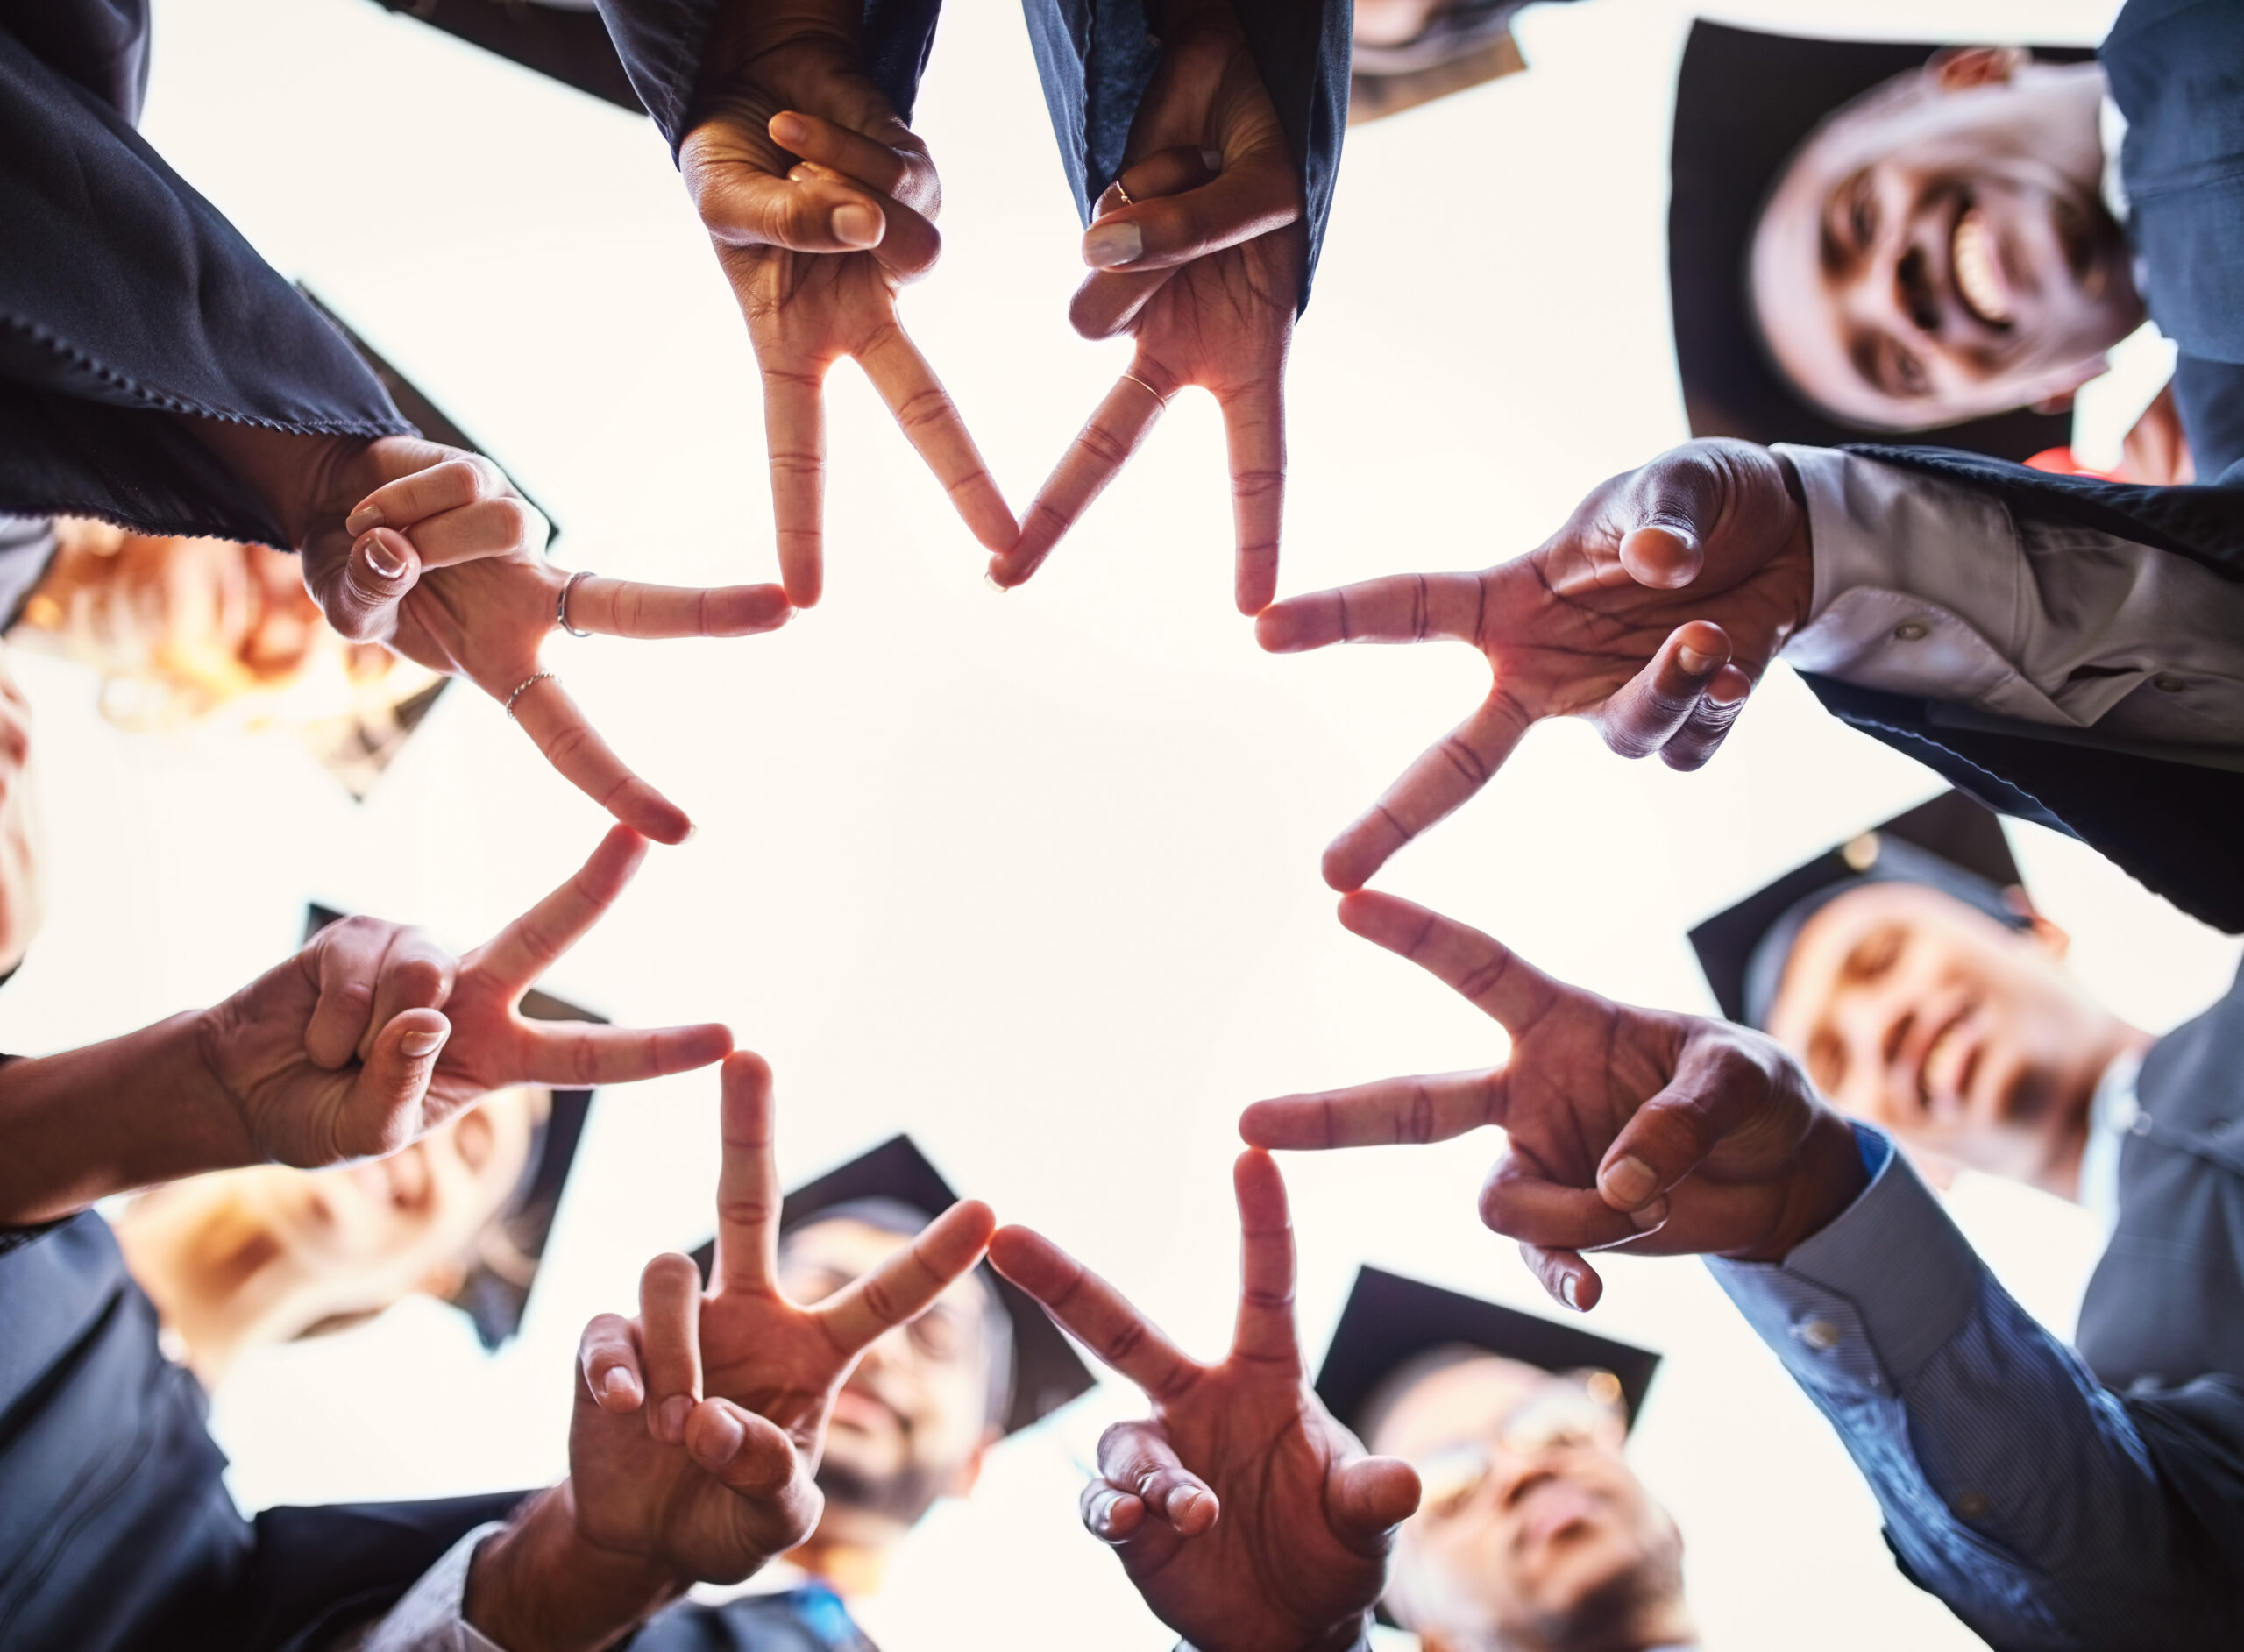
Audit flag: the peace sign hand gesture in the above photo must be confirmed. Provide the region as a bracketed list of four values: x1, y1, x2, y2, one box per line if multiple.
[1256, 439, 1818, 890]
[991, 1152, 1417, 1652]
[1240, 892, 1869, 1312]
[198, 825, 733, 1169]
[568, 1052, 996, 1583]
[678, 11, 1015, 607]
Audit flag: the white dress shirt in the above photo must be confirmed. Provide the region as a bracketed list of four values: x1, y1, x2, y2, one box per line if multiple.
[1773, 444, 2244, 769]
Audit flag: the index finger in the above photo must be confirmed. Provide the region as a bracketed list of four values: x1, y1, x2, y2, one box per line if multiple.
[1253, 571, 1489, 653]
[561, 578, 793, 640]
[814, 1198, 998, 1356]
[762, 365, 827, 608]
[854, 325, 1017, 555]
[1221, 376, 1284, 615]
[505, 676, 694, 846]
[1227, 1152, 1301, 1374]
[1321, 692, 1533, 891]
[987, 1225, 1200, 1401]
[466, 825, 647, 997]
[1239, 1068, 1504, 1152]
[989, 368, 1171, 591]
[713, 1052, 781, 1297]
[1337, 891, 1562, 1033]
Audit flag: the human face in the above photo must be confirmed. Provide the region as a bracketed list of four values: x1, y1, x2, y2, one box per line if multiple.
[1371, 1356, 1681, 1648]
[778, 1217, 998, 1528]
[1766, 883, 2121, 1188]
[1750, 55, 2140, 431]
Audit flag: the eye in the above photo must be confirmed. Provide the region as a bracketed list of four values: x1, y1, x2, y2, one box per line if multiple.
[1849, 174, 1878, 249]
[1807, 1027, 1847, 1095]
[909, 1308, 965, 1359]
[1843, 925, 1905, 984]
[452, 1109, 493, 1173]
[1413, 1445, 1488, 1519]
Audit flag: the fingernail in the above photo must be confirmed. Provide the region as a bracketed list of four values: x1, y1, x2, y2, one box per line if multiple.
[770, 111, 807, 146]
[601, 1367, 639, 1407]
[1678, 644, 1716, 674]
[361, 532, 409, 579]
[1166, 1487, 1204, 1527]
[659, 1395, 692, 1443]
[1559, 1273, 1581, 1310]
[831, 202, 881, 246]
[984, 570, 1010, 594]
[694, 1406, 744, 1464]
[1083, 221, 1143, 268]
[1602, 1154, 1658, 1207]
[1630, 1195, 1670, 1233]
[345, 501, 383, 534]
[1200, 146, 1224, 172]
[400, 1027, 447, 1058]
[1091, 1492, 1125, 1535]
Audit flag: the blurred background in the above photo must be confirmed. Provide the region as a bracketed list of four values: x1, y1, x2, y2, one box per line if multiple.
[4, 0, 2228, 1646]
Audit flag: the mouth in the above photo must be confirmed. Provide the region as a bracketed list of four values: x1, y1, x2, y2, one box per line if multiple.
[1915, 1003, 1985, 1118]
[829, 1386, 908, 1437]
[1951, 206, 2015, 329]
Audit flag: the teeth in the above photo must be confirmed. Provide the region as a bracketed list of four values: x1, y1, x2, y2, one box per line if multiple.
[1953, 209, 2013, 326]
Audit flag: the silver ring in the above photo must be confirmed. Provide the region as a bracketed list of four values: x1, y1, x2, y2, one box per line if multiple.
[505, 670, 557, 720]
[557, 569, 595, 637]
[1119, 372, 1169, 410]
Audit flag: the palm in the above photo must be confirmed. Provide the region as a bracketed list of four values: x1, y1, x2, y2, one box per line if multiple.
[569, 1384, 796, 1583]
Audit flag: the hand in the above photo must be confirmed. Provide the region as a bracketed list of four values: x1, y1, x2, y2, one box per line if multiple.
[1240, 892, 1869, 1312]
[678, 17, 1015, 606]
[197, 824, 733, 1167]
[0, 647, 41, 977]
[990, 1152, 1417, 1652]
[991, 4, 1305, 614]
[1255, 438, 1817, 889]
[565, 1052, 996, 1581]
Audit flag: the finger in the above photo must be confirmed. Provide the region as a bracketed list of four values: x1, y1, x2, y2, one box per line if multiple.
[1479, 1159, 1642, 1253]
[394, 497, 549, 571]
[469, 825, 648, 997]
[345, 455, 505, 536]
[1080, 1478, 1151, 1545]
[1595, 622, 1730, 760]
[1239, 1068, 1503, 1151]
[685, 1397, 806, 1500]
[1321, 692, 1532, 891]
[1228, 1151, 1301, 1372]
[639, 1251, 705, 1445]
[505, 677, 694, 846]
[315, 528, 420, 641]
[1081, 149, 1299, 273]
[694, 162, 888, 255]
[986, 1225, 1200, 1400]
[815, 1198, 998, 1356]
[1336, 890, 1562, 1033]
[713, 1051, 780, 1296]
[303, 917, 396, 1069]
[1616, 450, 1732, 590]
[1594, 1039, 1763, 1216]
[1094, 1420, 1218, 1537]
[990, 371, 1170, 591]
[1520, 1242, 1603, 1313]
[513, 1021, 736, 1088]
[770, 110, 920, 204]
[1220, 374, 1285, 615]
[762, 365, 826, 608]
[1660, 663, 1753, 772]
[338, 1009, 451, 1158]
[1093, 145, 1223, 221]
[578, 1312, 646, 1413]
[1330, 1456, 1422, 1549]
[361, 929, 458, 1063]
[854, 326, 1018, 554]
[785, 162, 941, 282]
[1253, 571, 1488, 653]
[559, 577, 794, 640]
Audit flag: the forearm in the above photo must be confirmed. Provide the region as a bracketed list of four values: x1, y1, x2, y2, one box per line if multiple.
[0, 1012, 252, 1225]
[176, 415, 365, 549]
[464, 1484, 683, 1652]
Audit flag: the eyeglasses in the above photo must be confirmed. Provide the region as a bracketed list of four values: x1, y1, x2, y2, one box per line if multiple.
[1411, 1371, 1626, 1519]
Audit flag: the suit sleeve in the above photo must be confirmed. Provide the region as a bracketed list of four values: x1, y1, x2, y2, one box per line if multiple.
[1708, 1129, 2235, 1651]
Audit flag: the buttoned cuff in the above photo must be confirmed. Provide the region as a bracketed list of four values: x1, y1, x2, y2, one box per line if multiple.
[1707, 1126, 1983, 1398]
[358, 1521, 512, 1652]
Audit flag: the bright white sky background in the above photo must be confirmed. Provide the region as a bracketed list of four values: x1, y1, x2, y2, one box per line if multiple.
[5, 1, 2235, 1647]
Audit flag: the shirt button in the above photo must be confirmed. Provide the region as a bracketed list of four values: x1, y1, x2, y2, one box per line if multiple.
[2132, 1112, 2155, 1137]
[1955, 1492, 1990, 1520]
[1797, 1318, 1843, 1351]
[1891, 620, 1930, 642]
[2151, 672, 2187, 693]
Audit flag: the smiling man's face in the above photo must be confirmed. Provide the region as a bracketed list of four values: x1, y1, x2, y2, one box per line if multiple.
[1750, 51, 2141, 430]
[1371, 1354, 1683, 1652]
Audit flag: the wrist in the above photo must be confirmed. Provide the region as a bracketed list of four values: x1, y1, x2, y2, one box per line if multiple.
[1149, 0, 1246, 44]
[466, 1485, 683, 1652]
[1767, 449, 1816, 635]
[176, 416, 365, 549]
[1726, 1109, 1870, 1265]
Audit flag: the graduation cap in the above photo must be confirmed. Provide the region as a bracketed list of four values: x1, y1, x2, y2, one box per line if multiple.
[1687, 790, 2031, 1030]
[365, 0, 642, 112]
[302, 903, 600, 1348]
[1315, 1266, 1661, 1443]
[1349, 2, 1537, 125]
[690, 1134, 1096, 1436]
[1668, 21, 2095, 460]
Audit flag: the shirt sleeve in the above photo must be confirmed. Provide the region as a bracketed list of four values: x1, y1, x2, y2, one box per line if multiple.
[349, 1521, 513, 1652]
[1771, 444, 2244, 758]
[1707, 1128, 2188, 1651]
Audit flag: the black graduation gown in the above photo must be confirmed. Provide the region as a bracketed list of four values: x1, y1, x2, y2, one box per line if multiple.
[0, 1213, 523, 1652]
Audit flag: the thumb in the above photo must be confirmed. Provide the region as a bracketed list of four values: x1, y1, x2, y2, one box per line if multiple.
[1615, 444, 1736, 589]
[339, 1008, 450, 1158]
[311, 528, 419, 642]
[1594, 1033, 1762, 1218]
[1329, 1455, 1421, 1549]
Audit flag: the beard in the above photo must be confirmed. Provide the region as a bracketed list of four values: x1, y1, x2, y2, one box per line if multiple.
[1521, 1551, 1682, 1652]
[814, 1436, 954, 1528]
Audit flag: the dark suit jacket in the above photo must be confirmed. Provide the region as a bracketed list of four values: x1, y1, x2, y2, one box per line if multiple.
[1800, 443, 2244, 935]
[0, 1214, 523, 1652]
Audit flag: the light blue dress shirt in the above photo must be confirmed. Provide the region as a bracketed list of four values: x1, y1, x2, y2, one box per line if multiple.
[1708, 1128, 2192, 1651]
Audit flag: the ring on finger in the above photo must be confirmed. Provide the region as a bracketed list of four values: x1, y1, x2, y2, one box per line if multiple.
[1112, 179, 1133, 206]
[1119, 372, 1169, 410]
[505, 670, 557, 719]
[557, 569, 595, 637]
